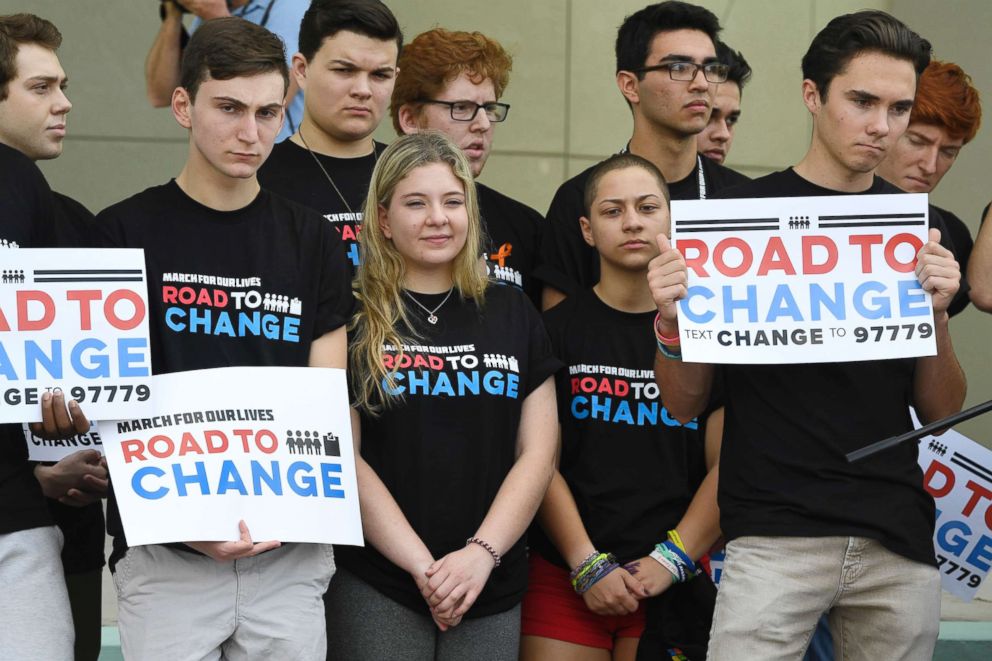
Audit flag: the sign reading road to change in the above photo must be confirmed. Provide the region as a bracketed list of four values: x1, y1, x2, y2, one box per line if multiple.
[100, 366, 363, 547]
[0, 249, 153, 422]
[671, 194, 936, 364]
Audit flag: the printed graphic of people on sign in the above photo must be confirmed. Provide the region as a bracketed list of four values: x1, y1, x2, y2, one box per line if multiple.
[787, 217, 811, 230]
[928, 439, 948, 457]
[285, 430, 340, 456]
[1, 238, 21, 249]
[1, 269, 25, 284]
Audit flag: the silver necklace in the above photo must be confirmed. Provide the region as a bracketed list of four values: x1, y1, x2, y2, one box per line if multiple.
[298, 128, 377, 214]
[403, 288, 454, 325]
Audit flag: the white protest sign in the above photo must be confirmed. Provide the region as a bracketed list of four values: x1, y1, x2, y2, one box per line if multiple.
[22, 423, 104, 462]
[917, 414, 992, 601]
[100, 366, 362, 546]
[0, 249, 153, 422]
[671, 194, 936, 363]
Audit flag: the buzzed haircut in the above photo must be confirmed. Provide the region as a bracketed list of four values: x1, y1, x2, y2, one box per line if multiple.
[615, 1, 721, 77]
[584, 153, 671, 216]
[717, 40, 751, 90]
[180, 17, 289, 102]
[298, 0, 402, 62]
[801, 10, 930, 100]
[0, 13, 61, 101]
[391, 28, 512, 134]
[912, 60, 982, 144]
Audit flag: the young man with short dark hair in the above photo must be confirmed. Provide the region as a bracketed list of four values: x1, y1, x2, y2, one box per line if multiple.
[876, 59, 982, 316]
[650, 11, 963, 659]
[0, 13, 106, 660]
[391, 27, 545, 307]
[99, 17, 352, 659]
[696, 41, 750, 165]
[539, 1, 749, 309]
[258, 0, 402, 275]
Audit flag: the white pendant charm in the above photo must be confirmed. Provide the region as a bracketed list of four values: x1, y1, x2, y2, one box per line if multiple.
[428, 314, 438, 325]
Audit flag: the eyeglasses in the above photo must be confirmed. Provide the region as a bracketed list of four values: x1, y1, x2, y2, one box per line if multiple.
[630, 61, 729, 83]
[417, 99, 511, 122]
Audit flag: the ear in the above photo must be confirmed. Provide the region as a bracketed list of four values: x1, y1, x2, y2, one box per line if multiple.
[292, 52, 308, 92]
[378, 203, 392, 239]
[579, 216, 595, 247]
[616, 70, 641, 106]
[397, 104, 422, 135]
[172, 87, 193, 130]
[801, 79, 821, 116]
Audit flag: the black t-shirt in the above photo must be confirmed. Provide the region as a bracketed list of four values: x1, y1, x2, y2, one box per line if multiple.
[477, 183, 545, 308]
[530, 289, 708, 568]
[714, 168, 935, 566]
[97, 181, 354, 567]
[258, 139, 385, 276]
[928, 205, 973, 317]
[0, 143, 58, 535]
[53, 192, 97, 248]
[537, 154, 749, 296]
[335, 285, 561, 617]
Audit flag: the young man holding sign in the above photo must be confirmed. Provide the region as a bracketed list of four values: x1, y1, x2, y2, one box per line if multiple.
[0, 14, 107, 660]
[97, 18, 352, 660]
[650, 11, 964, 660]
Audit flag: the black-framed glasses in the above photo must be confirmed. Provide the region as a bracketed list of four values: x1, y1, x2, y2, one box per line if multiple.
[417, 99, 511, 122]
[630, 61, 729, 83]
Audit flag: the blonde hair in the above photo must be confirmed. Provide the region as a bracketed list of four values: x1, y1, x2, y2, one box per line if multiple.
[350, 131, 488, 414]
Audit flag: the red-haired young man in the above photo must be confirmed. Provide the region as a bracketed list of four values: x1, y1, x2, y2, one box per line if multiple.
[877, 60, 982, 316]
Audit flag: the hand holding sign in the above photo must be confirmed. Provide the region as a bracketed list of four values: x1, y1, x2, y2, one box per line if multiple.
[916, 228, 961, 315]
[30, 390, 90, 439]
[184, 520, 281, 562]
[647, 233, 688, 333]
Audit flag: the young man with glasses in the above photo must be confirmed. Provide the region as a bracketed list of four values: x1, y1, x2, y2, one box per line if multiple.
[538, 1, 749, 310]
[258, 0, 401, 276]
[390, 28, 544, 307]
[650, 11, 963, 659]
[696, 41, 750, 166]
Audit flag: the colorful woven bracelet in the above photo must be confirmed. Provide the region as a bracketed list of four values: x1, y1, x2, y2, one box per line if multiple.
[573, 554, 620, 594]
[569, 550, 602, 581]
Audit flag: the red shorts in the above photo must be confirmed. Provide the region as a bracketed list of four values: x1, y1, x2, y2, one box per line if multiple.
[520, 552, 645, 650]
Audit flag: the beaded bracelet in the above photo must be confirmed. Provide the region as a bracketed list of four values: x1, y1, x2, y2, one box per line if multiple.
[466, 537, 501, 568]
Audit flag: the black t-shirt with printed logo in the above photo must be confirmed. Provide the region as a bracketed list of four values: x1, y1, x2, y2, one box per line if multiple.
[477, 183, 544, 308]
[530, 289, 709, 568]
[0, 143, 58, 535]
[97, 181, 353, 567]
[713, 168, 935, 567]
[537, 155, 749, 296]
[258, 139, 386, 276]
[928, 205, 972, 317]
[335, 285, 561, 617]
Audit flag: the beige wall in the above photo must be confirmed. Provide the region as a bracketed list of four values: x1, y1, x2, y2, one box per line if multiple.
[5, 0, 991, 441]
